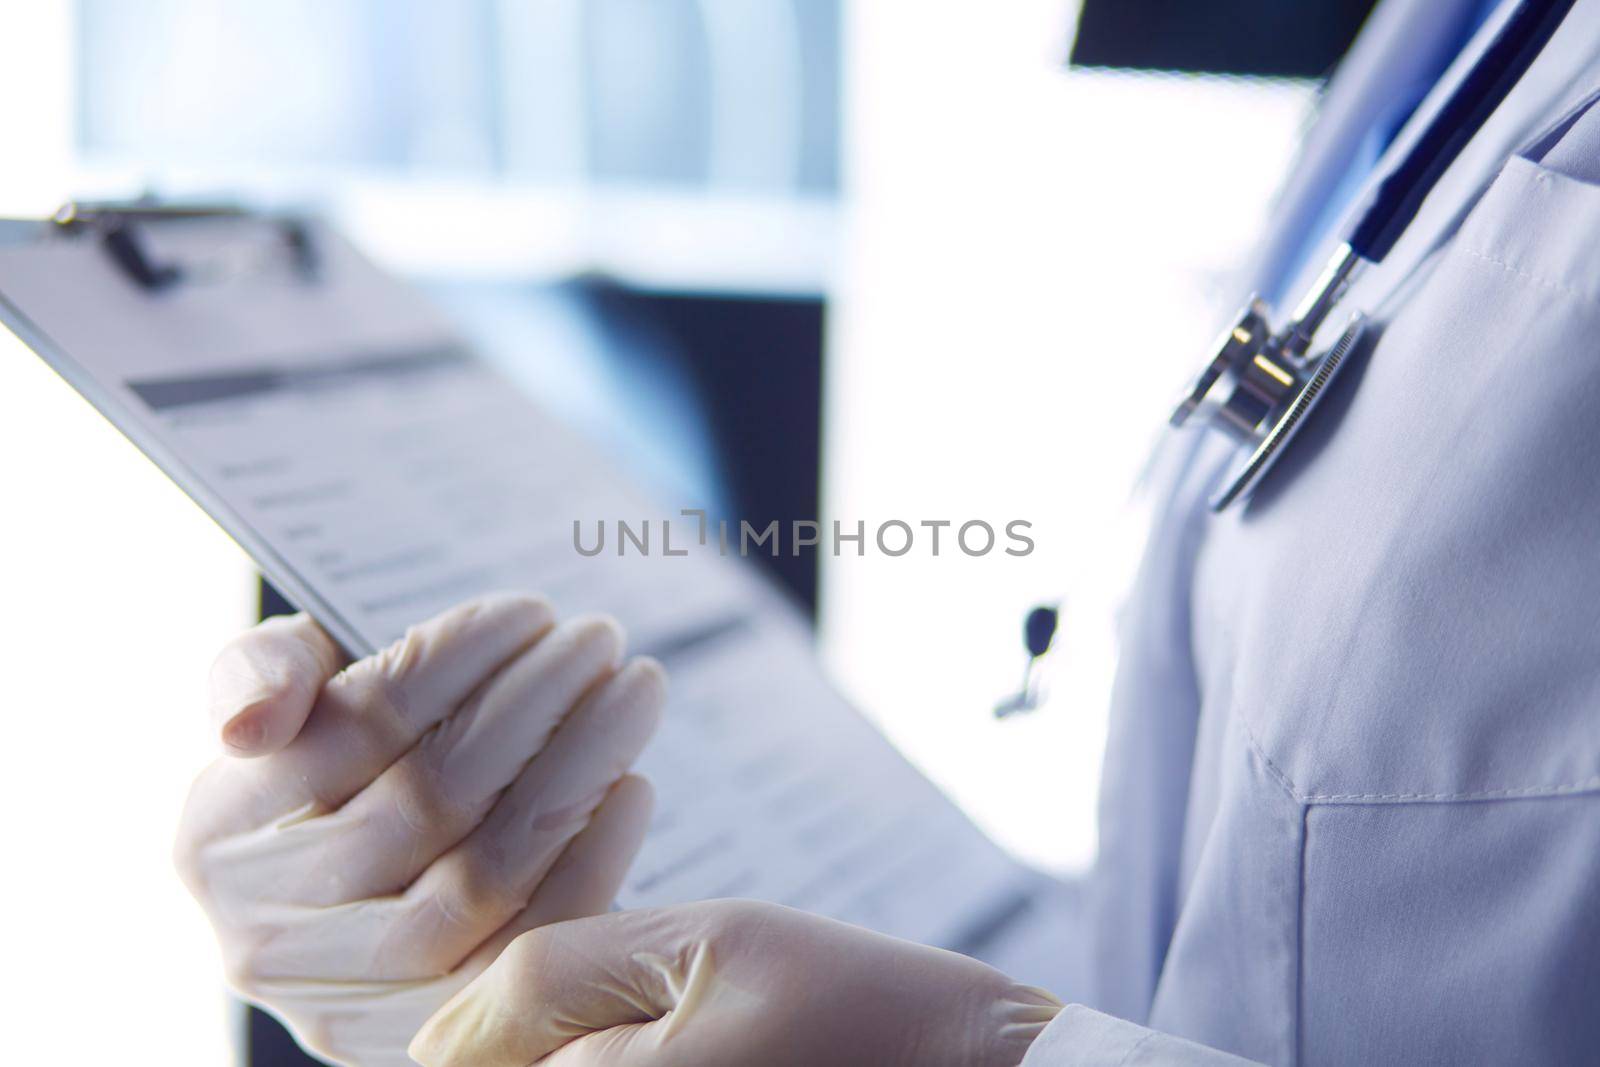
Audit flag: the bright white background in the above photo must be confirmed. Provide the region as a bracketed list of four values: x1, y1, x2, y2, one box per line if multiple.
[821, 1, 1310, 873]
[1, 6, 254, 1064]
[0, 2, 1311, 1062]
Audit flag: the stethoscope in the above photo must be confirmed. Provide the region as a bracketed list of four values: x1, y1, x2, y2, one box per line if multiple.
[1176, 0, 1575, 512]
[997, 0, 1575, 716]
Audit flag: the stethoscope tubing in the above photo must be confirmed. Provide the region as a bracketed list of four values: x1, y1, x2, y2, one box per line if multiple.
[1346, 0, 1578, 263]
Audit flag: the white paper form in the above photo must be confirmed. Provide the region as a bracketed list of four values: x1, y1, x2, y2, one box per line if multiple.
[0, 217, 1033, 952]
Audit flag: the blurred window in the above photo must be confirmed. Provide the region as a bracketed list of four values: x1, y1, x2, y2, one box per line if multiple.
[76, 0, 839, 195]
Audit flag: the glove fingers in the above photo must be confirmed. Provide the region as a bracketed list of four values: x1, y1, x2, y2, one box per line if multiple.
[265, 777, 654, 1067]
[208, 612, 348, 757]
[463, 772, 655, 968]
[283, 594, 560, 813]
[259, 615, 624, 906]
[410, 913, 667, 1067]
[235, 661, 663, 982]
[179, 594, 554, 851]
[531, 1023, 689, 1067]
[398, 658, 665, 971]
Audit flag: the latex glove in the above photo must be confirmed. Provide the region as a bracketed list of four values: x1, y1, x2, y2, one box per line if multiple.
[173, 594, 666, 1067]
[409, 899, 1064, 1066]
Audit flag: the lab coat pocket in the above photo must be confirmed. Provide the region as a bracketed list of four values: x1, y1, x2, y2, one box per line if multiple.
[1298, 794, 1600, 1066]
[1455, 85, 1600, 279]
[1197, 112, 1600, 805]
[1449, 154, 1600, 307]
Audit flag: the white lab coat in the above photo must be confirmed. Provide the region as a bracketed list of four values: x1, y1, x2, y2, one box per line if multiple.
[1024, 1, 1600, 1062]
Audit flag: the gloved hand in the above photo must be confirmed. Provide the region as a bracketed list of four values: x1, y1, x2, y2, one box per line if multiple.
[408, 899, 1064, 1066]
[173, 594, 666, 1067]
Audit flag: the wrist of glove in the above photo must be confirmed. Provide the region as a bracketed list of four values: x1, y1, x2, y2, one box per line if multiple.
[410, 898, 1064, 1067]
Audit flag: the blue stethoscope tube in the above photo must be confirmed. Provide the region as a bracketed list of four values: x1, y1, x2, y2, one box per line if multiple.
[1347, 0, 1578, 264]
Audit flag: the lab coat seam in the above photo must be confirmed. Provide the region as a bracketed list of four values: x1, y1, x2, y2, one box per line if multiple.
[1457, 246, 1594, 302]
[1293, 805, 1308, 1067]
[1234, 706, 1600, 804]
[1301, 777, 1600, 802]
[1235, 712, 1307, 803]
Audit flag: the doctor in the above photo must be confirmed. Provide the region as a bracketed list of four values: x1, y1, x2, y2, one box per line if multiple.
[176, 0, 1600, 1062]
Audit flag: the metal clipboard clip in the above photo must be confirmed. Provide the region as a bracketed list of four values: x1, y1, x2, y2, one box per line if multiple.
[52, 198, 319, 291]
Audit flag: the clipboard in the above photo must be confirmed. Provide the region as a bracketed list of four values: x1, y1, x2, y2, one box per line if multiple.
[0, 202, 386, 653]
[0, 199, 1036, 953]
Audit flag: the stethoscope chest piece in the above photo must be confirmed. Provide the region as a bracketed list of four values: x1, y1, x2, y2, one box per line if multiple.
[1205, 311, 1367, 512]
[1169, 243, 1369, 510]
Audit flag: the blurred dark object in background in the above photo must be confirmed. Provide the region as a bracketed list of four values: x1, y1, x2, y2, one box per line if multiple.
[1072, 0, 1383, 78]
[578, 283, 824, 613]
